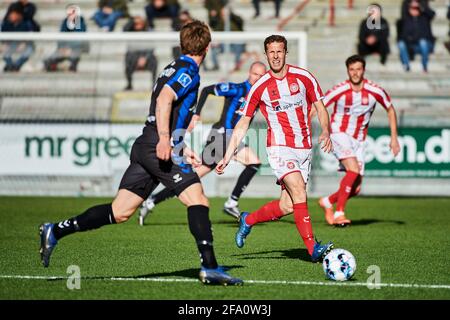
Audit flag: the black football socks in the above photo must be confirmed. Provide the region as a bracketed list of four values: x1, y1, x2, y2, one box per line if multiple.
[230, 163, 261, 201]
[187, 205, 218, 269]
[153, 187, 176, 205]
[52, 204, 116, 240]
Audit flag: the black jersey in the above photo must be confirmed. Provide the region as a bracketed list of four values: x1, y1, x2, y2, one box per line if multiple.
[139, 55, 200, 146]
[195, 80, 252, 130]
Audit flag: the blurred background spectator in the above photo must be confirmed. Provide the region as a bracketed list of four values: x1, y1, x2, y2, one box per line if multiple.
[171, 9, 194, 59]
[252, 0, 283, 19]
[123, 16, 158, 91]
[445, 1, 450, 53]
[145, 0, 180, 31]
[397, 0, 435, 72]
[43, 5, 87, 72]
[92, 0, 129, 32]
[357, 3, 390, 65]
[4, 0, 40, 32]
[205, 0, 246, 71]
[1, 7, 35, 72]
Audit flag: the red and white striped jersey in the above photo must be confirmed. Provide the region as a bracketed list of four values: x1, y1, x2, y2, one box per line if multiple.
[323, 79, 392, 141]
[240, 64, 323, 149]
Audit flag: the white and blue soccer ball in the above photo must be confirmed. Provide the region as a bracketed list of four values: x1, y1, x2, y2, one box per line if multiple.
[322, 249, 356, 281]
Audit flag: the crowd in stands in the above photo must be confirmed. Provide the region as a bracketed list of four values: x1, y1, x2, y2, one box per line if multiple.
[356, 0, 439, 73]
[0, 0, 448, 79]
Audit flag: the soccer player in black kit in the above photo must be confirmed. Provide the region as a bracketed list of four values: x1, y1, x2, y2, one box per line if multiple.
[139, 62, 267, 224]
[39, 21, 243, 285]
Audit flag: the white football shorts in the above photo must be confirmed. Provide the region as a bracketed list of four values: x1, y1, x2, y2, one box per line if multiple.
[267, 146, 312, 186]
[330, 132, 366, 175]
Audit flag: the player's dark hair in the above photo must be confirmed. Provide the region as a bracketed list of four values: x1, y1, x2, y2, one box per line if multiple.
[370, 3, 382, 13]
[346, 55, 366, 69]
[180, 20, 211, 56]
[264, 35, 288, 52]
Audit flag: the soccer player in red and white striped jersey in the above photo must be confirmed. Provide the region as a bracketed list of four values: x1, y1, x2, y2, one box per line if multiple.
[318, 55, 401, 226]
[216, 35, 334, 262]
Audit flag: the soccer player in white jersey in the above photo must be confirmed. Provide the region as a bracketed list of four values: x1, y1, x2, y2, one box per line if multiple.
[216, 35, 334, 263]
[318, 55, 400, 227]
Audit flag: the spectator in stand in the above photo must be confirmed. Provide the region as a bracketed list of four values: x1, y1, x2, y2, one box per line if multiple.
[444, 1, 450, 54]
[145, 0, 180, 31]
[123, 16, 158, 91]
[44, 5, 88, 72]
[171, 9, 194, 59]
[252, 0, 283, 19]
[92, 0, 129, 31]
[1, 7, 35, 72]
[397, 0, 435, 72]
[204, 0, 246, 71]
[401, 0, 433, 18]
[4, 0, 40, 32]
[357, 3, 390, 65]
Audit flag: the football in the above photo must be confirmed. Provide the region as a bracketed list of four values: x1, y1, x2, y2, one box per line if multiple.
[323, 249, 356, 281]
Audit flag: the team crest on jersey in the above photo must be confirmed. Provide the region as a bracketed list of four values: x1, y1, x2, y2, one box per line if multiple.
[287, 161, 295, 170]
[219, 83, 229, 92]
[177, 73, 192, 88]
[289, 83, 299, 93]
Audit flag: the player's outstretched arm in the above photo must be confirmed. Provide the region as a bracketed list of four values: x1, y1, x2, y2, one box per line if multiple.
[156, 86, 176, 161]
[313, 99, 333, 153]
[187, 85, 216, 132]
[387, 106, 401, 156]
[216, 116, 252, 175]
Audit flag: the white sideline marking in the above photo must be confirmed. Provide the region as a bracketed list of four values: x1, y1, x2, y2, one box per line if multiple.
[0, 275, 449, 290]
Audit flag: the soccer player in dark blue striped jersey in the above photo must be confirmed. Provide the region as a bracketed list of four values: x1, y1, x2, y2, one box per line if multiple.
[39, 21, 243, 285]
[139, 62, 267, 224]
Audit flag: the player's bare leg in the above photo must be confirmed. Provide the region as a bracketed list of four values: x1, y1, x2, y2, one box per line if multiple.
[113, 189, 145, 222]
[224, 147, 261, 219]
[178, 183, 243, 285]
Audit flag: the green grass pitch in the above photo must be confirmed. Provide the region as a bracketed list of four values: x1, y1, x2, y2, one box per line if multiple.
[0, 196, 449, 300]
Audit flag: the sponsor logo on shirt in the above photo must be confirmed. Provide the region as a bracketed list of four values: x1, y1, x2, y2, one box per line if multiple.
[159, 67, 176, 78]
[177, 73, 192, 88]
[270, 99, 304, 112]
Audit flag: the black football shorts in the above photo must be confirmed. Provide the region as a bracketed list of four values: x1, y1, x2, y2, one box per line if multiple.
[200, 128, 248, 169]
[119, 141, 200, 199]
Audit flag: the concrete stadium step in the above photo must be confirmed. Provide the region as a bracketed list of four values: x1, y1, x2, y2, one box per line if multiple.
[0, 175, 114, 197]
[0, 96, 111, 121]
[0, 66, 450, 96]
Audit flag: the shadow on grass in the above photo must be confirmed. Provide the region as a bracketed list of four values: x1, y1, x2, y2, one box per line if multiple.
[277, 218, 406, 227]
[347, 219, 405, 226]
[47, 266, 245, 282]
[133, 265, 244, 279]
[232, 248, 311, 262]
[142, 220, 238, 227]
